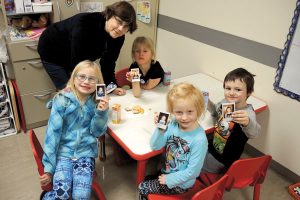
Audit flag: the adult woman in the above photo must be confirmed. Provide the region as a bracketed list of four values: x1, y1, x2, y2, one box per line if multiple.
[38, 1, 137, 95]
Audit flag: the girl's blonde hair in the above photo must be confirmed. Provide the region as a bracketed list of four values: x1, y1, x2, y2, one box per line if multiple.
[167, 83, 205, 118]
[66, 60, 104, 101]
[131, 36, 156, 63]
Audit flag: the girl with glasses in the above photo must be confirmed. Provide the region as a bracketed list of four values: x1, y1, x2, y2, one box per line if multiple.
[40, 60, 109, 200]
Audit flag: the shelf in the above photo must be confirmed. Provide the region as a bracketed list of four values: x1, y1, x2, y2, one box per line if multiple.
[5, 10, 52, 16]
[0, 63, 17, 138]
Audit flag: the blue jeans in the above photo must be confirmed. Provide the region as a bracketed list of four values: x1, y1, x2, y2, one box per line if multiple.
[43, 157, 95, 200]
[42, 60, 70, 90]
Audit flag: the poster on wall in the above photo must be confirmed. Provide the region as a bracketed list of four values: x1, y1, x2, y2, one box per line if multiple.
[137, 1, 151, 24]
[274, 0, 300, 101]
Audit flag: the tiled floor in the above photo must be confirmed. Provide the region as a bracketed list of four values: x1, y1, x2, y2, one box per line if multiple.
[0, 126, 294, 200]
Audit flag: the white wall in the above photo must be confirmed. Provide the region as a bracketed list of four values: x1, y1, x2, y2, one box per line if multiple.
[156, 0, 300, 176]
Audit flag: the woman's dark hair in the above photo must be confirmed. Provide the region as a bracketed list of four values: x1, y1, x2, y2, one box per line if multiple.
[104, 1, 137, 33]
[223, 67, 255, 96]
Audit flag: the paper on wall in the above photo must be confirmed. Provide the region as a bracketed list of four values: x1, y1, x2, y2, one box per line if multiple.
[80, 2, 104, 13]
[137, 1, 151, 24]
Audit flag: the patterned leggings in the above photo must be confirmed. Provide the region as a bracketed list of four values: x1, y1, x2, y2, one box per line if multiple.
[43, 157, 95, 200]
[138, 174, 187, 200]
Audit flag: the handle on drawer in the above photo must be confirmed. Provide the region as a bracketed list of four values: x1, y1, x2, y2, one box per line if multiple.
[25, 43, 38, 51]
[56, 1, 62, 21]
[34, 92, 53, 99]
[76, 1, 80, 11]
[28, 61, 42, 68]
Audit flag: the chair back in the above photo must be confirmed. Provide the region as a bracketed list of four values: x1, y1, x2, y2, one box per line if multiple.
[29, 129, 52, 191]
[192, 174, 228, 200]
[225, 155, 272, 189]
[116, 67, 130, 87]
[29, 130, 107, 199]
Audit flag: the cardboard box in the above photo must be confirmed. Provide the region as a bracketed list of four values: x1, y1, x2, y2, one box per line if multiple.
[23, 0, 33, 13]
[14, 0, 25, 13]
[32, 2, 53, 13]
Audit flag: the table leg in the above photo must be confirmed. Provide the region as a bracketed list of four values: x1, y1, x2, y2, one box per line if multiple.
[98, 135, 106, 161]
[136, 159, 148, 186]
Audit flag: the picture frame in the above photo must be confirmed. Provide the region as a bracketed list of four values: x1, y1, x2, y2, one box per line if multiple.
[131, 68, 140, 82]
[96, 84, 106, 100]
[222, 102, 235, 122]
[157, 111, 170, 130]
[274, 0, 300, 102]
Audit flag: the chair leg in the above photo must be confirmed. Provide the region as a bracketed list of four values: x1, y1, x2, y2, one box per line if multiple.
[253, 184, 261, 200]
[111, 139, 124, 166]
[92, 180, 106, 200]
[98, 135, 106, 161]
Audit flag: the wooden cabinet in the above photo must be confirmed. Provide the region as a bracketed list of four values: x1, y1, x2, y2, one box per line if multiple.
[1, 0, 56, 130]
[6, 39, 56, 130]
[52, 0, 80, 22]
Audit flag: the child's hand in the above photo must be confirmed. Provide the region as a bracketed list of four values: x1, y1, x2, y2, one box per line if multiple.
[97, 96, 110, 111]
[113, 87, 126, 96]
[158, 174, 166, 185]
[40, 173, 52, 186]
[232, 110, 249, 126]
[154, 112, 159, 125]
[126, 71, 133, 82]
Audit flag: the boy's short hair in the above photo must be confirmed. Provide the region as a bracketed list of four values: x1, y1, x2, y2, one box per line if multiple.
[223, 68, 255, 95]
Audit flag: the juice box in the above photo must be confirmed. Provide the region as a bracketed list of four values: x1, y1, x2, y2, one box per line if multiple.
[112, 104, 121, 124]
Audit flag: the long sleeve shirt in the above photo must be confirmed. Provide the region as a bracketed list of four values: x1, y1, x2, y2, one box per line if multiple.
[38, 12, 124, 85]
[150, 121, 208, 189]
[42, 91, 108, 174]
[208, 99, 261, 169]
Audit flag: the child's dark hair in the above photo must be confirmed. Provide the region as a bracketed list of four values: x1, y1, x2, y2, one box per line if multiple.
[104, 1, 137, 33]
[223, 68, 255, 95]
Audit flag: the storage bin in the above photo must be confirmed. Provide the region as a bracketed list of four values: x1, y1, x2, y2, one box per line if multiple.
[289, 183, 300, 200]
[32, 2, 52, 13]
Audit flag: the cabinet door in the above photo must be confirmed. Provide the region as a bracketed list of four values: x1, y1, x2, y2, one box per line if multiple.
[13, 59, 55, 94]
[20, 89, 56, 129]
[6, 40, 39, 62]
[52, 0, 80, 22]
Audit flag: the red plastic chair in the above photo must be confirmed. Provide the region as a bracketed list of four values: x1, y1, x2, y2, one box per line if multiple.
[115, 67, 130, 88]
[29, 129, 106, 200]
[199, 155, 272, 200]
[99, 67, 130, 163]
[147, 174, 228, 200]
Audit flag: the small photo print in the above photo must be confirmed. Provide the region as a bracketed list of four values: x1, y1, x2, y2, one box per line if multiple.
[222, 102, 235, 122]
[202, 90, 209, 109]
[131, 68, 140, 82]
[157, 111, 170, 130]
[96, 84, 106, 100]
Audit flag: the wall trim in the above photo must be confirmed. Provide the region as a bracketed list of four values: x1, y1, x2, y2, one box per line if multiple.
[157, 14, 282, 69]
[245, 143, 300, 183]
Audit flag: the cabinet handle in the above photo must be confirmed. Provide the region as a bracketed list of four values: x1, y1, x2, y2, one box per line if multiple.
[28, 61, 42, 68]
[56, 1, 62, 21]
[33, 92, 53, 99]
[76, 1, 80, 11]
[25, 43, 38, 51]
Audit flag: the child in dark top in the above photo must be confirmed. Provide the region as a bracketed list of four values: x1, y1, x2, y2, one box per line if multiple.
[126, 36, 165, 89]
[202, 67, 261, 173]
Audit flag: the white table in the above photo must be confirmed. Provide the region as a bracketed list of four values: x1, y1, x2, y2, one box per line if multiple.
[106, 73, 267, 186]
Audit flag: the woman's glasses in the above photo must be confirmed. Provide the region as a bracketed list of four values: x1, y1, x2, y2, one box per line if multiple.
[75, 74, 98, 84]
[114, 16, 129, 30]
